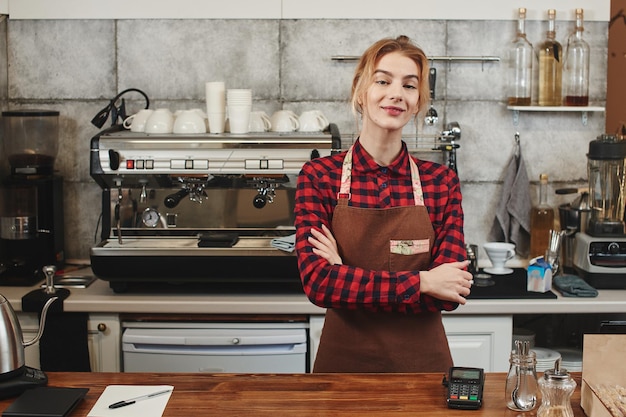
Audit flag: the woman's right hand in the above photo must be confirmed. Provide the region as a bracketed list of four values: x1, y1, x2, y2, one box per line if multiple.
[419, 261, 473, 304]
[308, 224, 343, 265]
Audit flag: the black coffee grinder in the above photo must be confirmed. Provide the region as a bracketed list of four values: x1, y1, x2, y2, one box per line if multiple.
[0, 110, 65, 285]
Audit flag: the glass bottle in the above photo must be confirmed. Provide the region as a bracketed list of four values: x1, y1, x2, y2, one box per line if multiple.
[564, 8, 590, 106]
[538, 9, 563, 106]
[505, 341, 538, 411]
[537, 359, 576, 417]
[507, 7, 534, 106]
[530, 174, 555, 258]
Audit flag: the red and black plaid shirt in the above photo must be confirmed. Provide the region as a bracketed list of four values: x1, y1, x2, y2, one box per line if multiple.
[295, 139, 466, 314]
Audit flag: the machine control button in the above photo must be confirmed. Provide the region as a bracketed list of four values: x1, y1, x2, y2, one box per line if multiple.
[185, 160, 193, 169]
[108, 149, 120, 170]
[135, 160, 145, 169]
[245, 160, 260, 169]
[194, 160, 209, 169]
[268, 160, 284, 169]
[145, 160, 154, 169]
[171, 160, 186, 169]
[126, 160, 135, 170]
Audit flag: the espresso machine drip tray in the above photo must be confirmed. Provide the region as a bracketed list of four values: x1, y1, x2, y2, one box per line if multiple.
[89, 124, 341, 293]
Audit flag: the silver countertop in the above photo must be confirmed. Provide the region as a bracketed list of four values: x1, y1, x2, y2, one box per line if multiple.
[2, 268, 626, 315]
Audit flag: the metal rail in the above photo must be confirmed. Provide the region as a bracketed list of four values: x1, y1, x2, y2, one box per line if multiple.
[331, 55, 500, 63]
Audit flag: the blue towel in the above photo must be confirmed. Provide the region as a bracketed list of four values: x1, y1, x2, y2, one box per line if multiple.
[270, 234, 296, 252]
[553, 274, 598, 297]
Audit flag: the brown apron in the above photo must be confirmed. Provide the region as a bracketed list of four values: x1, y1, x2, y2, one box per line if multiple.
[313, 146, 453, 373]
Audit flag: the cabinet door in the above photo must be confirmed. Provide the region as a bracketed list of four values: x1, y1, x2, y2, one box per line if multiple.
[308, 315, 325, 372]
[88, 314, 121, 372]
[443, 315, 512, 372]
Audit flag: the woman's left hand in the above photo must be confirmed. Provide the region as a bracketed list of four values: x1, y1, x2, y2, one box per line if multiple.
[309, 224, 343, 265]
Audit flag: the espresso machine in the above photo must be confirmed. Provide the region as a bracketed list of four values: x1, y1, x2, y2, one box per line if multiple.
[573, 134, 626, 288]
[0, 110, 65, 286]
[89, 124, 341, 292]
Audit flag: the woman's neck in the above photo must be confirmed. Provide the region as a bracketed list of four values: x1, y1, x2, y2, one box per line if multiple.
[358, 126, 403, 166]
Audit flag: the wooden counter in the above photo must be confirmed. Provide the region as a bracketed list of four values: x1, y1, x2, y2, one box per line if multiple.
[0, 372, 586, 416]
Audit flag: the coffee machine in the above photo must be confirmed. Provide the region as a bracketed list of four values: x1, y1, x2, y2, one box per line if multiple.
[573, 134, 626, 288]
[0, 110, 65, 286]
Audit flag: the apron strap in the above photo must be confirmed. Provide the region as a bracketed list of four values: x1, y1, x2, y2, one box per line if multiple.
[338, 144, 425, 206]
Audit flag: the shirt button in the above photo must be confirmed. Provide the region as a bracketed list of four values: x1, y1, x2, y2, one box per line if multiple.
[381, 183, 387, 189]
[381, 167, 388, 174]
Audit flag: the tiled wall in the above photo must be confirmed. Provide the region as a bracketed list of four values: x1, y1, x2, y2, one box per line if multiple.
[0, 17, 608, 261]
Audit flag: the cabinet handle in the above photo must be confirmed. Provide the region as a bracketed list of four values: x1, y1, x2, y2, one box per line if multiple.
[97, 323, 107, 332]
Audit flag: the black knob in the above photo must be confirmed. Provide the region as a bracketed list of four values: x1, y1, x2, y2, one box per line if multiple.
[311, 149, 320, 159]
[253, 194, 267, 209]
[164, 189, 189, 208]
[608, 242, 621, 255]
[108, 149, 120, 170]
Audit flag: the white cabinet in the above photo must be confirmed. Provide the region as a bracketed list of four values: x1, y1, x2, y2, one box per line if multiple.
[443, 315, 512, 372]
[308, 314, 512, 373]
[18, 313, 121, 372]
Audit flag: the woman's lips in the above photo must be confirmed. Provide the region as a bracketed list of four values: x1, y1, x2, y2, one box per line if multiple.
[382, 106, 405, 116]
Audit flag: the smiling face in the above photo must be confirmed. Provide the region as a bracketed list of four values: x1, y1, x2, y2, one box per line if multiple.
[360, 52, 421, 135]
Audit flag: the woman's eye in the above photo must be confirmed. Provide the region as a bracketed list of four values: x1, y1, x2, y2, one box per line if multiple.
[375, 79, 389, 85]
[404, 84, 417, 89]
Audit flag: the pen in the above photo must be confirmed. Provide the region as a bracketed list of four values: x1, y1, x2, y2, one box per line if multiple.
[108, 389, 172, 409]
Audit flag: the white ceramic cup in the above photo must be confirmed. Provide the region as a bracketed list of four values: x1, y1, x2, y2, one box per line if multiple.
[173, 109, 207, 134]
[206, 81, 226, 133]
[298, 110, 329, 132]
[270, 110, 299, 132]
[248, 111, 272, 132]
[227, 105, 251, 134]
[122, 109, 154, 132]
[483, 242, 516, 271]
[144, 108, 174, 134]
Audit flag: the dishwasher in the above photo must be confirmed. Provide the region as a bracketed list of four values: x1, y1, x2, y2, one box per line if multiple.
[122, 321, 308, 373]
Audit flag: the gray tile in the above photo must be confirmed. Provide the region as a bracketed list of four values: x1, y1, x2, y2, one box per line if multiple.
[117, 20, 280, 100]
[7, 20, 115, 99]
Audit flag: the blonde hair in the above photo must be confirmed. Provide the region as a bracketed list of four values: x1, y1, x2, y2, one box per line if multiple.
[350, 35, 431, 122]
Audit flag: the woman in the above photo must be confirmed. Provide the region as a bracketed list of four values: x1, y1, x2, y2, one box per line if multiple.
[294, 35, 473, 373]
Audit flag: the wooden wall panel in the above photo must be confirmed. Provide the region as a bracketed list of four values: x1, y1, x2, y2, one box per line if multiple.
[607, 0, 626, 134]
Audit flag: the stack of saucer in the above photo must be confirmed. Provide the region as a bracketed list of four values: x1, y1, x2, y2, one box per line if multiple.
[531, 347, 562, 372]
[554, 347, 583, 372]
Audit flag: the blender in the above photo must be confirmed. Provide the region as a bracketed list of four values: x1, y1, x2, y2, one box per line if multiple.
[573, 134, 626, 288]
[0, 110, 65, 285]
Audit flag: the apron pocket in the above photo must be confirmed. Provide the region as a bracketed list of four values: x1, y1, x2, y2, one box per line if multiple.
[390, 239, 429, 255]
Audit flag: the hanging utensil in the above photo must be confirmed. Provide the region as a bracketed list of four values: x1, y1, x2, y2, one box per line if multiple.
[425, 68, 438, 125]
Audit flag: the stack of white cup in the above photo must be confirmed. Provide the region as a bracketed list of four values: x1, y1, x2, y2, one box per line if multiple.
[205, 81, 226, 134]
[226, 89, 252, 134]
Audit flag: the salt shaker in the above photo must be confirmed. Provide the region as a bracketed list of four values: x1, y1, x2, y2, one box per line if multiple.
[537, 358, 576, 417]
[505, 340, 538, 411]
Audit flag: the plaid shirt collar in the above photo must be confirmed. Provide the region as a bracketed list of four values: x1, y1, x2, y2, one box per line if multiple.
[352, 139, 412, 177]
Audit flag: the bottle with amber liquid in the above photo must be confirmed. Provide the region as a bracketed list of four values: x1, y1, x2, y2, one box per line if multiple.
[507, 7, 534, 106]
[538, 9, 563, 106]
[530, 174, 555, 259]
[564, 8, 590, 106]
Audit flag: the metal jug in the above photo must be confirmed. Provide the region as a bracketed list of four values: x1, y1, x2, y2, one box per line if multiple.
[0, 293, 57, 376]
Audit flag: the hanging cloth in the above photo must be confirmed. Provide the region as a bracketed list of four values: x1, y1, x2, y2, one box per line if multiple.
[488, 133, 531, 257]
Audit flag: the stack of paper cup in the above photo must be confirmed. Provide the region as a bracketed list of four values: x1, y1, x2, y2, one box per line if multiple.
[205, 81, 226, 133]
[226, 89, 252, 134]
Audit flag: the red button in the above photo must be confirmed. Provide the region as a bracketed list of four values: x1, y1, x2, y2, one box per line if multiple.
[126, 160, 135, 169]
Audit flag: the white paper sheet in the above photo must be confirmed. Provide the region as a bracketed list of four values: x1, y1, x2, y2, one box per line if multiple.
[87, 385, 173, 417]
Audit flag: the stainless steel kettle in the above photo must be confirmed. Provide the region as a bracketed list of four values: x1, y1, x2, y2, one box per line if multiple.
[0, 293, 57, 375]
